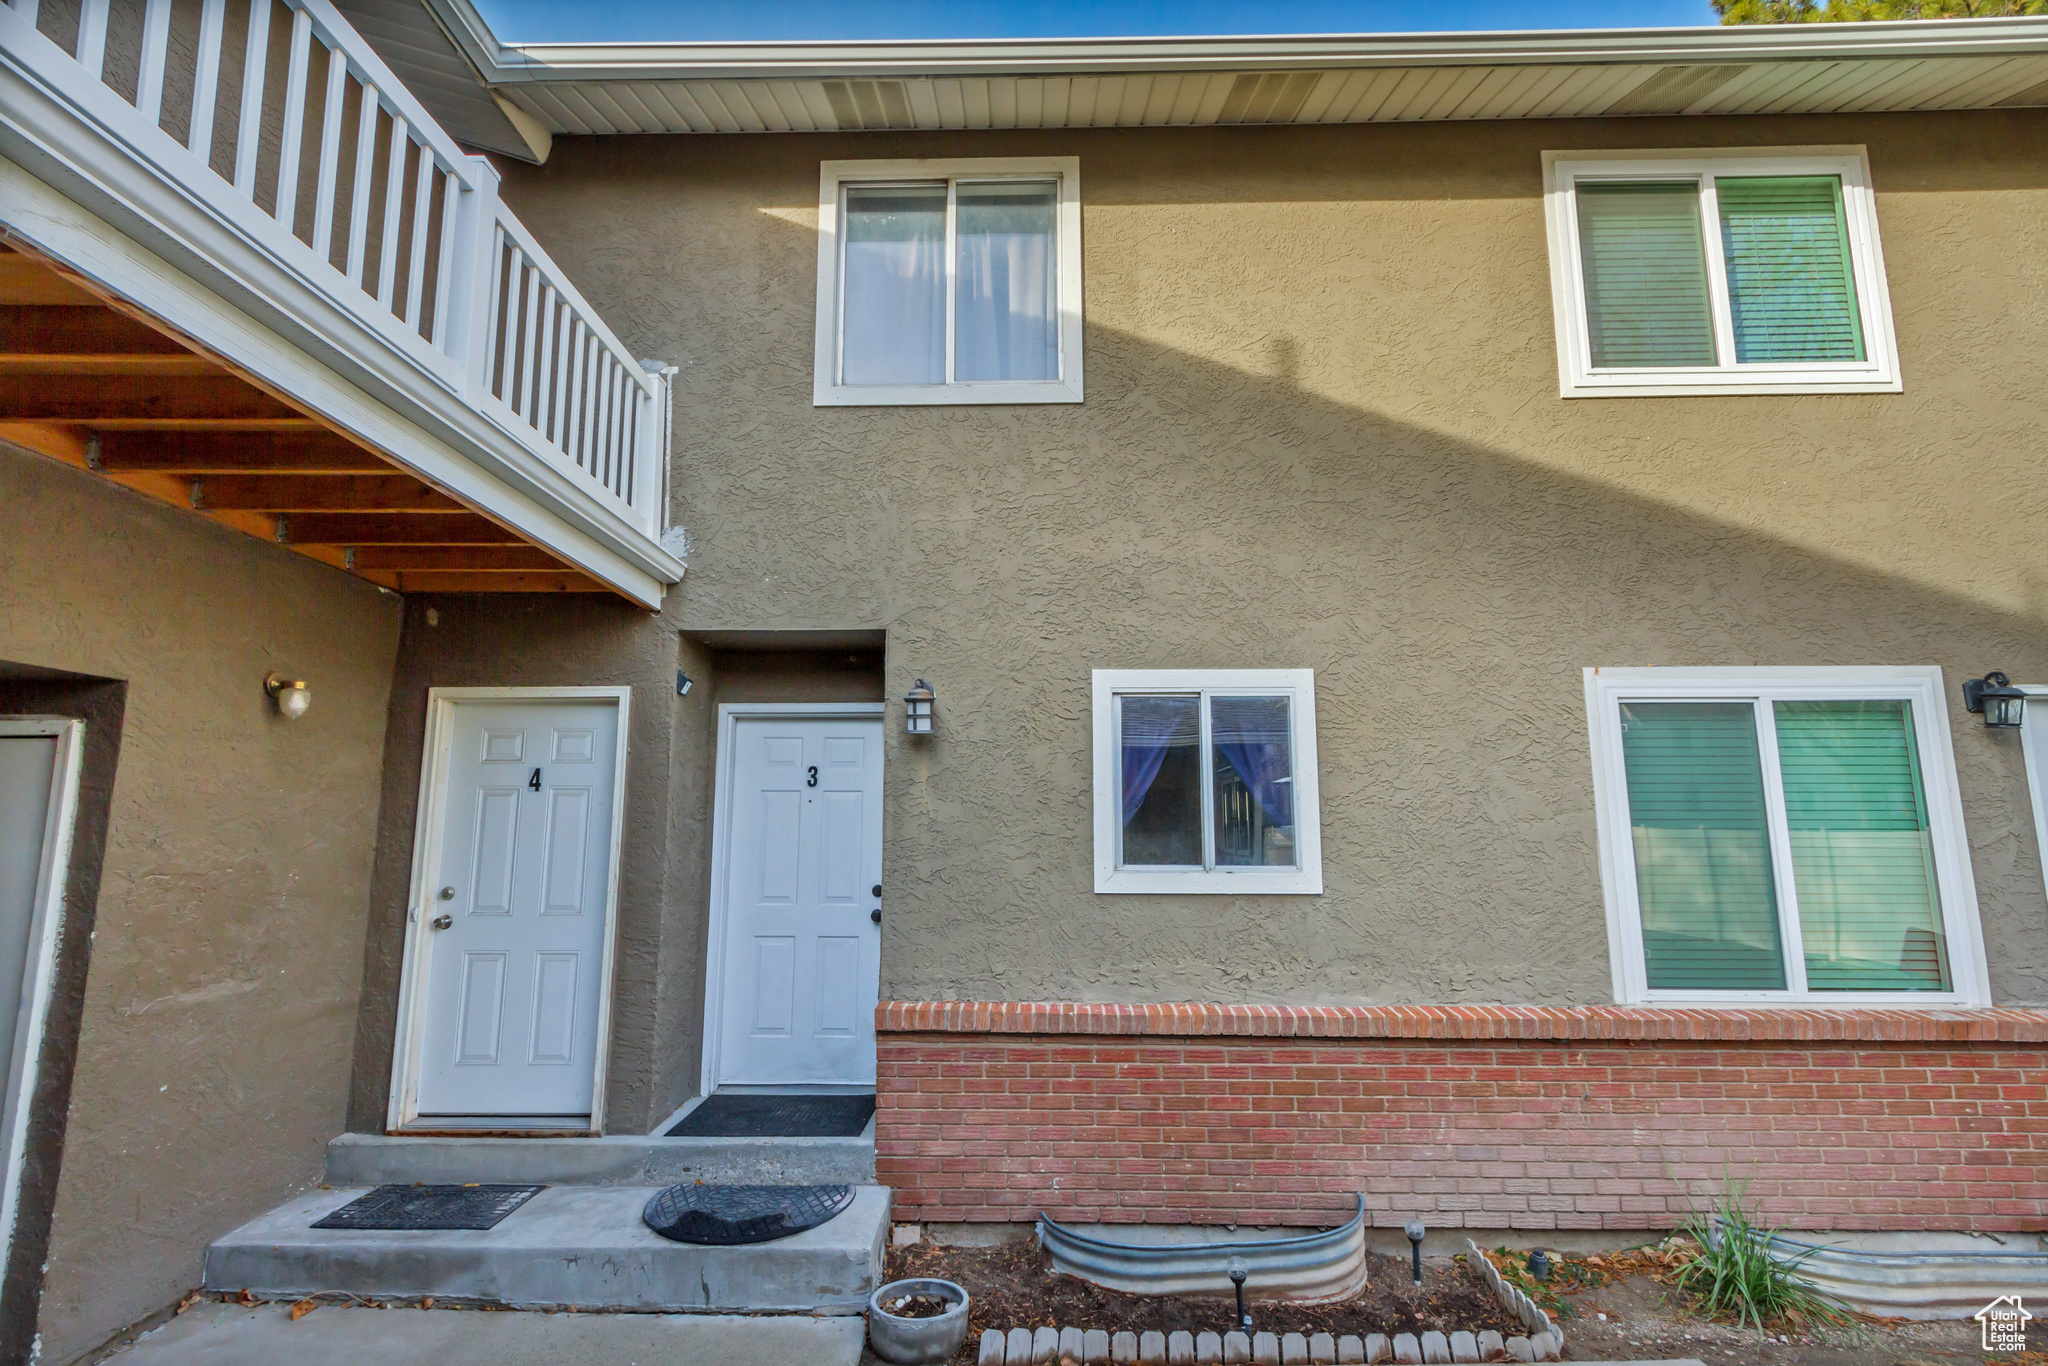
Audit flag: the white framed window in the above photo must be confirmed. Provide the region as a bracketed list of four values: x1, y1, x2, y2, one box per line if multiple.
[1092, 669, 1322, 895]
[813, 157, 1083, 406]
[1584, 667, 1989, 1006]
[1543, 147, 1901, 398]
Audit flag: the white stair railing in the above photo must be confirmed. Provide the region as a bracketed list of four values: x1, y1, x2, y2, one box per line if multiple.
[2, 0, 663, 537]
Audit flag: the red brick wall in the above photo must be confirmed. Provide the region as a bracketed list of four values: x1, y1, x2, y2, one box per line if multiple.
[874, 1003, 2048, 1232]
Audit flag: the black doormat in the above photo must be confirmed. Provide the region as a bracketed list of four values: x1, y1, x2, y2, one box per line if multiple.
[312, 1184, 545, 1231]
[666, 1092, 876, 1139]
[643, 1183, 855, 1245]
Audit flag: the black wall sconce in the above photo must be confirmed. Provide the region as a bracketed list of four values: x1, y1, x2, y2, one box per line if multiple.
[904, 679, 935, 735]
[1963, 672, 2026, 729]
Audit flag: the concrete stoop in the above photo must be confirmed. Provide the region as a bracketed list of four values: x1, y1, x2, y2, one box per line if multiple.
[325, 1127, 876, 1188]
[203, 1184, 889, 1313]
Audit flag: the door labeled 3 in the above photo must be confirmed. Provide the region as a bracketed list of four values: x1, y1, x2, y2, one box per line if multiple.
[416, 698, 620, 1122]
[716, 716, 883, 1086]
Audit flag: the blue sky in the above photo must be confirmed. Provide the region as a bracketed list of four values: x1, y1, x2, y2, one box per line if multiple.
[476, 0, 1725, 45]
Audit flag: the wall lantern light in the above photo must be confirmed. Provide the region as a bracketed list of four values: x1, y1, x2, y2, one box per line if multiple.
[904, 679, 935, 735]
[1963, 671, 2026, 729]
[264, 672, 312, 720]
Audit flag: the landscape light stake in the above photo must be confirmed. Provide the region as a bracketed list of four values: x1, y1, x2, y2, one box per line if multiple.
[1228, 1256, 1252, 1336]
[1405, 1221, 1426, 1287]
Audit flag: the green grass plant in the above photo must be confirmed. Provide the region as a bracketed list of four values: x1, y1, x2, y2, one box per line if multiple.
[1672, 1185, 1848, 1333]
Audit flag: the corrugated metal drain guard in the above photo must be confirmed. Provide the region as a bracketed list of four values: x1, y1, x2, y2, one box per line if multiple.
[313, 1184, 545, 1231]
[643, 1183, 855, 1245]
[667, 1092, 875, 1137]
[1040, 1193, 1369, 1302]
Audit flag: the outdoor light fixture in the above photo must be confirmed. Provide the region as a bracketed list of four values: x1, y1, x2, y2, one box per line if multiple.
[1404, 1220, 1426, 1287]
[264, 672, 311, 720]
[1227, 1256, 1252, 1336]
[1963, 671, 2026, 729]
[904, 679, 935, 735]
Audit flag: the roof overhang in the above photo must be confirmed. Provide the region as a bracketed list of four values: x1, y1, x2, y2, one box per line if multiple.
[416, 4, 2048, 135]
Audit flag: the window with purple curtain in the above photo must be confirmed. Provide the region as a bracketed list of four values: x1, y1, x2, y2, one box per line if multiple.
[1118, 695, 1201, 867]
[1211, 695, 1295, 867]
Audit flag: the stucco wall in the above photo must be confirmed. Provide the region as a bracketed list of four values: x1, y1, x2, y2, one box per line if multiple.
[0, 449, 400, 1363]
[494, 110, 2048, 1013]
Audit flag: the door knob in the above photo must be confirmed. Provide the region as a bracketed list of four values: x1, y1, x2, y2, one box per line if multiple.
[439, 886, 456, 900]
[431, 913, 453, 930]
[870, 908, 881, 924]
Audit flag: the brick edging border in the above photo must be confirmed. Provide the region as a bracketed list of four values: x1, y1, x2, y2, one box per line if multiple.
[875, 1000, 2048, 1043]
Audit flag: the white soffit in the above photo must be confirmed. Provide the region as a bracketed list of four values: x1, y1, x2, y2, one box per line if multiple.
[417, 3, 2048, 135]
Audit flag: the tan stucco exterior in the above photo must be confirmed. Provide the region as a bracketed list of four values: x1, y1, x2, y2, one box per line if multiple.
[483, 109, 2048, 1027]
[0, 449, 401, 1362]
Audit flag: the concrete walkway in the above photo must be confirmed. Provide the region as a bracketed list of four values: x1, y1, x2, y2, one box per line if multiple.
[102, 1301, 867, 1366]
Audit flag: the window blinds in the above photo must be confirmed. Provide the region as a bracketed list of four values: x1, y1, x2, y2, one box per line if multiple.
[1575, 182, 1717, 369]
[1716, 176, 1866, 364]
[1773, 700, 1949, 991]
[1620, 702, 1787, 991]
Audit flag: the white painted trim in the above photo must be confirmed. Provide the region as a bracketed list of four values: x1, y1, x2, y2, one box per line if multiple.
[1583, 666, 1989, 1007]
[1090, 669, 1322, 896]
[385, 687, 632, 1133]
[2015, 685, 2048, 909]
[699, 701, 888, 1099]
[1542, 147, 1903, 399]
[435, 10, 2048, 82]
[0, 718, 82, 1270]
[813, 157, 1083, 407]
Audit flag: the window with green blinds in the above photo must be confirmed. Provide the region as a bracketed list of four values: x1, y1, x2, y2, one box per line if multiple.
[1620, 702, 1787, 991]
[1773, 700, 1949, 991]
[1576, 182, 1718, 369]
[1716, 176, 1866, 364]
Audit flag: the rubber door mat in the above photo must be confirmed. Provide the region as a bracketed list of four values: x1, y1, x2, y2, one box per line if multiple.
[667, 1092, 876, 1138]
[643, 1183, 856, 1244]
[312, 1184, 545, 1230]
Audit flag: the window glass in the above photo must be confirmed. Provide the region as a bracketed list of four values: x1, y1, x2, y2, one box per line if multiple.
[841, 184, 945, 385]
[1774, 700, 1948, 991]
[1576, 181, 1717, 368]
[1716, 176, 1865, 364]
[955, 182, 1059, 382]
[1211, 695, 1294, 868]
[1119, 695, 1201, 867]
[1620, 701, 1787, 991]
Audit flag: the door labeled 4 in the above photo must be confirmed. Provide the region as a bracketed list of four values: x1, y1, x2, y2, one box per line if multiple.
[715, 715, 883, 1086]
[413, 696, 623, 1125]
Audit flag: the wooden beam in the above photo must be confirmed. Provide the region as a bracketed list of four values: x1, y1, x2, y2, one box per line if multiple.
[281, 512, 523, 545]
[0, 257, 102, 306]
[93, 430, 393, 474]
[392, 572, 610, 593]
[0, 305, 193, 357]
[0, 374, 302, 422]
[189, 474, 462, 512]
[344, 545, 569, 571]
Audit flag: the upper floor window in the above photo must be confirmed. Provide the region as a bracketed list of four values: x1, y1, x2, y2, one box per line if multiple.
[1584, 667, 1988, 1006]
[813, 158, 1083, 406]
[1544, 149, 1900, 398]
[1092, 670, 1323, 895]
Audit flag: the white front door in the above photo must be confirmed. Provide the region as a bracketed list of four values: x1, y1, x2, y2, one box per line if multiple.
[413, 697, 622, 1124]
[715, 714, 883, 1086]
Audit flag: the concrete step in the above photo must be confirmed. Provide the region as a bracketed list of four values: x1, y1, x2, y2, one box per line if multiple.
[325, 1128, 875, 1188]
[203, 1184, 888, 1313]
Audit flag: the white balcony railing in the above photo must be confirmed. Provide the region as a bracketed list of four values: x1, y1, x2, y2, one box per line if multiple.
[2, 0, 664, 538]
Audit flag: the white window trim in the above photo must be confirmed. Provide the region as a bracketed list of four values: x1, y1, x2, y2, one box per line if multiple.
[813, 156, 1084, 407]
[1543, 147, 1902, 399]
[1584, 666, 1989, 1007]
[1092, 669, 1322, 895]
[2014, 685, 2048, 908]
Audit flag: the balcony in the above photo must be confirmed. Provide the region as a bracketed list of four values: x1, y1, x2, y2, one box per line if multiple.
[0, 0, 681, 604]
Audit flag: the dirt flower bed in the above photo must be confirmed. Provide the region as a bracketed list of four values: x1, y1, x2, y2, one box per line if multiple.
[884, 1237, 1523, 1362]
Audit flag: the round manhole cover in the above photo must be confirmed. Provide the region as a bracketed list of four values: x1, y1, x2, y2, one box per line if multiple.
[642, 1183, 855, 1245]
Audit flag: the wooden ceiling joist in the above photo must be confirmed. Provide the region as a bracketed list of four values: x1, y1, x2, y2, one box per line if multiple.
[0, 255, 609, 594]
[92, 430, 392, 474]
